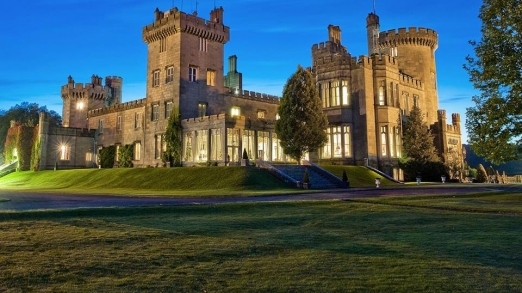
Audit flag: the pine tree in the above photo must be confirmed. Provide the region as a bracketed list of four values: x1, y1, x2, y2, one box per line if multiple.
[476, 164, 488, 183]
[275, 65, 328, 163]
[163, 108, 183, 167]
[465, 0, 522, 164]
[402, 106, 439, 163]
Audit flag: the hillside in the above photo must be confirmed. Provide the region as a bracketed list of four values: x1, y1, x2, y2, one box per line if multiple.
[464, 144, 522, 175]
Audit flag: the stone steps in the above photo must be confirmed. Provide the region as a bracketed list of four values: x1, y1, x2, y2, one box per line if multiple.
[272, 164, 341, 189]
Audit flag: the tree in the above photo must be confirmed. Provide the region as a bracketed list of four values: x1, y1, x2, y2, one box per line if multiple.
[163, 108, 183, 167]
[399, 106, 443, 181]
[275, 65, 328, 163]
[464, 0, 522, 164]
[0, 102, 61, 164]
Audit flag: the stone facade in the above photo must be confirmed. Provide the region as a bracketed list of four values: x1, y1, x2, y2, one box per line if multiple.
[40, 6, 461, 179]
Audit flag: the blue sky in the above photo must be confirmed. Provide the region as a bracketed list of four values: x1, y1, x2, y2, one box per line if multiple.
[0, 0, 482, 141]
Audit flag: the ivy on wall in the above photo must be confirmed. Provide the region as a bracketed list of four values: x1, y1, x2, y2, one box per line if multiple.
[99, 145, 116, 168]
[118, 144, 134, 168]
[4, 124, 35, 171]
[30, 127, 40, 171]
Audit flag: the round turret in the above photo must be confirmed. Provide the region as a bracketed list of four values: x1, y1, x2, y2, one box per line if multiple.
[366, 13, 379, 27]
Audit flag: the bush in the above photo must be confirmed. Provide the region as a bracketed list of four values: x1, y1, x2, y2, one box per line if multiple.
[399, 160, 448, 182]
[99, 146, 116, 168]
[242, 148, 249, 160]
[118, 145, 134, 168]
[475, 164, 488, 183]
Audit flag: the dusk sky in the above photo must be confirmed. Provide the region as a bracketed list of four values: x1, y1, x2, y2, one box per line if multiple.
[0, 0, 482, 142]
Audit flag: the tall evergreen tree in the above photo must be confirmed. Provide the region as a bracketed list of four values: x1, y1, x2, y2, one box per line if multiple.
[275, 65, 328, 163]
[464, 0, 522, 164]
[402, 106, 439, 164]
[163, 108, 183, 167]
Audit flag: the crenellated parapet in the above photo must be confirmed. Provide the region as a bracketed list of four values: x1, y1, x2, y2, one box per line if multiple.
[350, 55, 373, 70]
[225, 87, 280, 104]
[88, 98, 146, 117]
[399, 73, 423, 89]
[61, 75, 122, 101]
[142, 7, 230, 44]
[311, 41, 348, 57]
[182, 113, 232, 123]
[378, 27, 438, 50]
[371, 54, 398, 67]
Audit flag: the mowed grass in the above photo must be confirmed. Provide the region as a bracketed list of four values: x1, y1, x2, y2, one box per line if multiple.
[0, 167, 295, 196]
[322, 165, 398, 187]
[1, 194, 522, 292]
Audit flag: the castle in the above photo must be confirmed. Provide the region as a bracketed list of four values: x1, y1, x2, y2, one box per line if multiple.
[36, 6, 462, 181]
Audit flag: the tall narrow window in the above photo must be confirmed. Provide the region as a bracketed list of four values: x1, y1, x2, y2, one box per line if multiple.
[402, 92, 409, 115]
[134, 142, 141, 161]
[343, 126, 351, 157]
[165, 101, 173, 118]
[380, 126, 388, 156]
[116, 115, 122, 130]
[389, 127, 395, 157]
[227, 128, 239, 163]
[199, 37, 207, 52]
[322, 82, 330, 108]
[153, 70, 160, 87]
[322, 128, 331, 159]
[135, 112, 142, 129]
[189, 66, 197, 82]
[152, 104, 159, 121]
[155, 135, 162, 159]
[341, 80, 350, 105]
[378, 85, 385, 106]
[166, 66, 174, 83]
[413, 95, 419, 108]
[196, 130, 208, 162]
[184, 132, 193, 162]
[257, 131, 270, 161]
[242, 130, 255, 160]
[159, 38, 166, 53]
[60, 145, 70, 161]
[198, 102, 207, 117]
[98, 119, 103, 134]
[210, 129, 223, 161]
[332, 126, 342, 158]
[395, 127, 402, 158]
[206, 69, 216, 86]
[272, 133, 284, 161]
[331, 81, 340, 106]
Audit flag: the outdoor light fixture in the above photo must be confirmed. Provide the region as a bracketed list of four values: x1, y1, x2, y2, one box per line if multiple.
[76, 101, 84, 110]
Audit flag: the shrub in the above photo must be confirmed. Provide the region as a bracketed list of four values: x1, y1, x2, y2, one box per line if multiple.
[475, 164, 488, 183]
[342, 169, 348, 182]
[118, 144, 134, 168]
[242, 148, 249, 160]
[99, 145, 116, 168]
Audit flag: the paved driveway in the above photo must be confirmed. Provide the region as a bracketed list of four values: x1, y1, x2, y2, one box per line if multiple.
[0, 184, 520, 211]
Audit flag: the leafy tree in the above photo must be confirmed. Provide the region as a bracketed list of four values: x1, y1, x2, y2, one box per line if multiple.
[275, 65, 328, 163]
[0, 102, 61, 164]
[475, 164, 488, 183]
[163, 108, 183, 167]
[464, 0, 522, 164]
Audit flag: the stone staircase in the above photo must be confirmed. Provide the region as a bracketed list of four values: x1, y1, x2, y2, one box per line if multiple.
[270, 163, 345, 189]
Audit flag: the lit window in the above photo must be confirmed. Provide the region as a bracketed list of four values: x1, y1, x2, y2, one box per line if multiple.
[76, 101, 84, 110]
[116, 115, 122, 130]
[165, 102, 173, 118]
[134, 142, 141, 160]
[184, 132, 193, 162]
[166, 66, 174, 83]
[341, 81, 350, 105]
[257, 110, 266, 119]
[152, 104, 159, 121]
[196, 130, 208, 162]
[153, 70, 160, 87]
[276, 114, 280, 120]
[322, 128, 331, 158]
[378, 86, 385, 106]
[332, 126, 342, 158]
[381, 126, 388, 156]
[206, 69, 216, 86]
[331, 81, 340, 106]
[189, 66, 197, 82]
[60, 145, 70, 161]
[155, 135, 162, 159]
[198, 103, 207, 117]
[242, 130, 255, 160]
[343, 126, 351, 157]
[210, 129, 223, 161]
[230, 106, 240, 117]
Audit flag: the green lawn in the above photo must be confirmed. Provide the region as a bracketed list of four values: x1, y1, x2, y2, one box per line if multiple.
[1, 194, 521, 292]
[321, 165, 398, 187]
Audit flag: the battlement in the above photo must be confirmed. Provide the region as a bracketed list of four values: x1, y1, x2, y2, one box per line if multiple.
[61, 75, 122, 101]
[349, 55, 373, 69]
[398, 72, 422, 89]
[379, 27, 438, 49]
[142, 7, 229, 44]
[226, 87, 280, 104]
[311, 41, 347, 55]
[183, 113, 236, 123]
[371, 54, 398, 67]
[313, 53, 352, 67]
[452, 113, 461, 123]
[438, 109, 447, 119]
[88, 99, 146, 117]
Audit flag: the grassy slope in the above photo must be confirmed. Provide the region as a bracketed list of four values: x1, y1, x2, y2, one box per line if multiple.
[0, 165, 399, 195]
[1, 195, 521, 292]
[0, 167, 293, 196]
[322, 165, 397, 187]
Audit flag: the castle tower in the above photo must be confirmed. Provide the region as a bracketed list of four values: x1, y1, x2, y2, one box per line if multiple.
[366, 13, 380, 56]
[142, 6, 230, 118]
[61, 75, 122, 128]
[224, 55, 243, 91]
[378, 27, 439, 124]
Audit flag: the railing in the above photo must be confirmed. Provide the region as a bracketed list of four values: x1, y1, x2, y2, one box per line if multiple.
[256, 159, 299, 188]
[365, 165, 403, 184]
[0, 161, 18, 178]
[302, 160, 347, 188]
